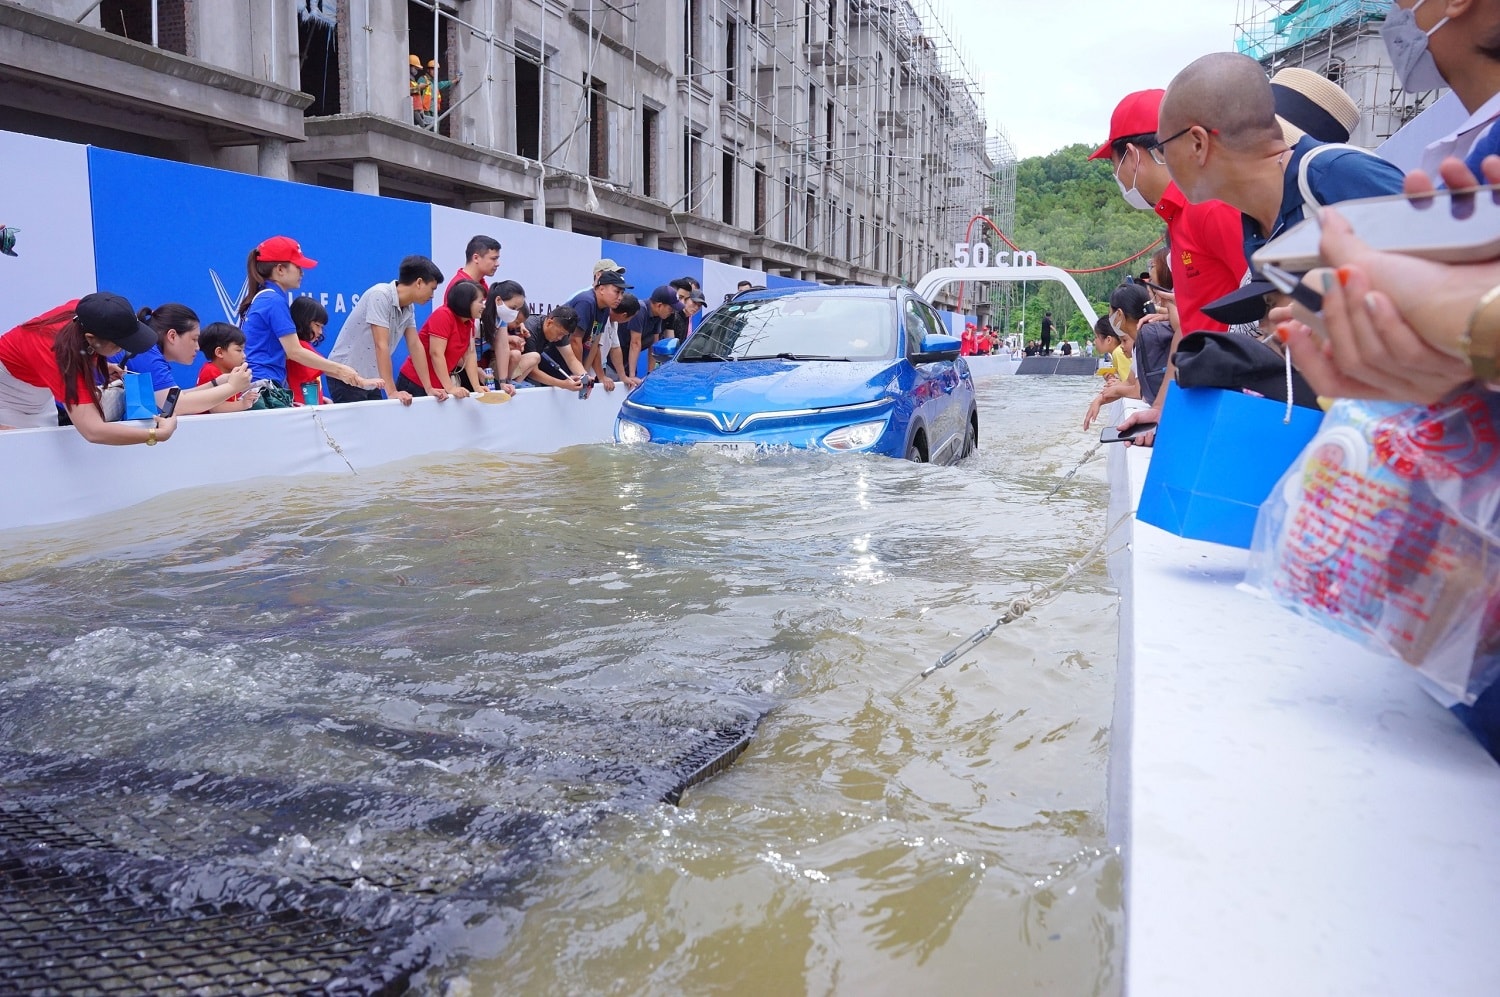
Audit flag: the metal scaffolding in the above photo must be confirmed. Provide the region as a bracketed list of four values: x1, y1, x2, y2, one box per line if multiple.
[1233, 0, 1441, 147]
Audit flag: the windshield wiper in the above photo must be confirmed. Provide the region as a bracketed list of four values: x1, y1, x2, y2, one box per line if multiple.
[680, 352, 734, 362]
[742, 353, 853, 362]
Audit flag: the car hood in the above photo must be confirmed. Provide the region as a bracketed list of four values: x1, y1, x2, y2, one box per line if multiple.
[628, 359, 899, 415]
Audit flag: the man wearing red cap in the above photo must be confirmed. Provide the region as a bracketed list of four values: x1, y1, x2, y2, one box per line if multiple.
[1090, 89, 1247, 339]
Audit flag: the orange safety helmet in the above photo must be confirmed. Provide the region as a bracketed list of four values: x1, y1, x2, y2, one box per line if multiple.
[409, 54, 422, 68]
[427, 59, 439, 70]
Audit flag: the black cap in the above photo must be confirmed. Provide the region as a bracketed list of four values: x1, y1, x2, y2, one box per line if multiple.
[595, 270, 632, 289]
[649, 285, 680, 307]
[1202, 280, 1277, 325]
[688, 289, 707, 305]
[76, 292, 156, 355]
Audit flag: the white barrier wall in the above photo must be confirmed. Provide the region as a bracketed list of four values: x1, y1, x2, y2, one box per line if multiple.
[0, 131, 96, 329]
[0, 390, 624, 531]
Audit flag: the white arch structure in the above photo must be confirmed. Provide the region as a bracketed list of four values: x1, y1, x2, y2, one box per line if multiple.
[914, 266, 1099, 328]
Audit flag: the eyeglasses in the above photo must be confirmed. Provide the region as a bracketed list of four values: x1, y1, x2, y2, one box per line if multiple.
[1146, 126, 1195, 165]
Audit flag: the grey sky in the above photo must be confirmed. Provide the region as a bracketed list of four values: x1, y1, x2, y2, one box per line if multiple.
[936, 0, 1246, 159]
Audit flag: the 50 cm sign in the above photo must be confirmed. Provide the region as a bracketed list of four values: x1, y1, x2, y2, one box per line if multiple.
[952, 243, 1038, 268]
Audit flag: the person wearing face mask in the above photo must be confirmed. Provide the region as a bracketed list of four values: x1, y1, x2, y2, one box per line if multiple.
[327, 255, 444, 405]
[1380, 0, 1500, 176]
[1083, 285, 1160, 430]
[1090, 89, 1247, 338]
[477, 280, 539, 393]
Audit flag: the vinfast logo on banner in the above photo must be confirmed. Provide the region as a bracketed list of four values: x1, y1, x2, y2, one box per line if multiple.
[89, 148, 431, 386]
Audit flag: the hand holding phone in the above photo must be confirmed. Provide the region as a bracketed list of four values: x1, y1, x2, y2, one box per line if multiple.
[1100, 421, 1152, 444]
[159, 386, 181, 419]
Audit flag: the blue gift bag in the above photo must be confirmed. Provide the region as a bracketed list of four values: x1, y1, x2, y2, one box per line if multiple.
[1136, 386, 1325, 549]
[123, 370, 156, 421]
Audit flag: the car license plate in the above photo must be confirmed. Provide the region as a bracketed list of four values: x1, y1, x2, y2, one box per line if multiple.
[693, 441, 754, 456]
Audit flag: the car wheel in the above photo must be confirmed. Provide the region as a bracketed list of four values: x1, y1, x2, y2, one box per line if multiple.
[906, 432, 927, 463]
[961, 418, 977, 459]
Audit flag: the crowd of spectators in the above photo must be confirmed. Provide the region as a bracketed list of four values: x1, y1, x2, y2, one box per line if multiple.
[0, 231, 707, 446]
[1071, 10, 1500, 444]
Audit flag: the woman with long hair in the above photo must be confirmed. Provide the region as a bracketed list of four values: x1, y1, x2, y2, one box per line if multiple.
[478, 280, 537, 394]
[238, 235, 379, 394]
[127, 302, 255, 415]
[0, 292, 178, 445]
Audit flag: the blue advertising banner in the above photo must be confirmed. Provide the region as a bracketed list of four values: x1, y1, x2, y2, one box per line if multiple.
[89, 149, 432, 387]
[765, 273, 820, 291]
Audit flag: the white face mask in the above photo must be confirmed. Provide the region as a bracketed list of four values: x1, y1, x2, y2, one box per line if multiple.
[1380, 0, 1450, 93]
[1109, 312, 1125, 337]
[495, 303, 520, 324]
[1114, 149, 1153, 211]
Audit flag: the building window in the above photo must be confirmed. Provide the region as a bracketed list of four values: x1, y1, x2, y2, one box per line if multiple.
[588, 77, 609, 179]
[685, 0, 702, 74]
[514, 47, 542, 160]
[725, 19, 739, 102]
[783, 174, 794, 243]
[805, 189, 817, 249]
[298, 1, 341, 116]
[754, 164, 768, 234]
[722, 151, 737, 225]
[642, 106, 660, 198]
[100, 0, 187, 54]
[825, 100, 835, 168]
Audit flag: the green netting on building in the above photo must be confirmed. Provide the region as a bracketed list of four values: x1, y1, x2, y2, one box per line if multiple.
[1236, 0, 1388, 60]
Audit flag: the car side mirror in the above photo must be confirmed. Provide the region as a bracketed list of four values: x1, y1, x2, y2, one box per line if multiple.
[652, 337, 681, 360]
[912, 333, 961, 364]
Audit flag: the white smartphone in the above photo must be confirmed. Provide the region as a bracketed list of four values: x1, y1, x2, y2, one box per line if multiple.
[1252, 185, 1500, 272]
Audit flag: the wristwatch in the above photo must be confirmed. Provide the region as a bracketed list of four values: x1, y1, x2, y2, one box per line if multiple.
[211, 376, 221, 388]
[146, 427, 157, 446]
[1463, 283, 1500, 384]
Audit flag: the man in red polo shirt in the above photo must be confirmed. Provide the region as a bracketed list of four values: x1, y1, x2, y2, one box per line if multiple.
[1090, 89, 1247, 338]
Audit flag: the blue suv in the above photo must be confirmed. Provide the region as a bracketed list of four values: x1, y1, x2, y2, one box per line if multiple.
[615, 286, 978, 463]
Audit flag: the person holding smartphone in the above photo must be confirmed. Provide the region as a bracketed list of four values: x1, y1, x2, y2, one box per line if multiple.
[0, 293, 178, 445]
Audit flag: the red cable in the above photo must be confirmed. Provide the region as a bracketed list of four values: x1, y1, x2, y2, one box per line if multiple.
[954, 215, 1164, 312]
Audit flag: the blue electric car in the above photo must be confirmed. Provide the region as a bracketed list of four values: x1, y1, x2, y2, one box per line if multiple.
[614, 286, 978, 463]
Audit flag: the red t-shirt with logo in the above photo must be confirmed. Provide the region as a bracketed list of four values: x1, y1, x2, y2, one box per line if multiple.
[399, 306, 472, 387]
[1154, 183, 1246, 335]
[0, 300, 95, 405]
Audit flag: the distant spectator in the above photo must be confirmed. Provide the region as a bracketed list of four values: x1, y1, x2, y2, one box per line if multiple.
[398, 279, 486, 400]
[0, 293, 176, 445]
[447, 235, 500, 301]
[600, 292, 644, 391]
[238, 235, 370, 392]
[646, 286, 688, 371]
[477, 279, 536, 393]
[523, 305, 588, 390]
[287, 297, 331, 405]
[126, 303, 252, 416]
[194, 322, 260, 413]
[328, 254, 443, 405]
[737, 280, 754, 292]
[1060, 341, 1073, 356]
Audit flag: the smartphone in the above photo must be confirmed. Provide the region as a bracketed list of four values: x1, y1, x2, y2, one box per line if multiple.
[1128, 275, 1171, 294]
[1253, 184, 1500, 271]
[1100, 422, 1152, 443]
[159, 386, 181, 418]
[578, 374, 595, 400]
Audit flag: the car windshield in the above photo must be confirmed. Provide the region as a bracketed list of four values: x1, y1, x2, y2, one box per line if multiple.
[677, 295, 897, 362]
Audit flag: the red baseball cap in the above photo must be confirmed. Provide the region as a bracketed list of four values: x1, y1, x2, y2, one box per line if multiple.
[255, 235, 317, 268]
[1089, 89, 1165, 161]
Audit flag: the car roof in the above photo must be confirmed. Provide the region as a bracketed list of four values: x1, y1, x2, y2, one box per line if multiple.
[728, 284, 902, 304]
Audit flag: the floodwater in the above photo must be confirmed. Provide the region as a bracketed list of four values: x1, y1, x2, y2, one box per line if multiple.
[0, 376, 1121, 995]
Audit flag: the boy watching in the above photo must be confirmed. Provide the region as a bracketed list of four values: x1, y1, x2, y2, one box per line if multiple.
[195, 322, 260, 413]
[328, 255, 443, 405]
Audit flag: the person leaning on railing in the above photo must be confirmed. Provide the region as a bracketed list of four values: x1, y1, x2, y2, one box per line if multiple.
[0, 292, 177, 445]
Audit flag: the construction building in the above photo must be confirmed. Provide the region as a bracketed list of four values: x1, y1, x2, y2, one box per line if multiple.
[0, 0, 1010, 290]
[1235, 0, 1445, 148]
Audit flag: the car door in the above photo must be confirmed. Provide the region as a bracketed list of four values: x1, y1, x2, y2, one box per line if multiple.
[908, 297, 960, 459]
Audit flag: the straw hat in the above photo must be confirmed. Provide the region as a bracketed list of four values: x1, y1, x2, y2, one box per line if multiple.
[1271, 67, 1360, 146]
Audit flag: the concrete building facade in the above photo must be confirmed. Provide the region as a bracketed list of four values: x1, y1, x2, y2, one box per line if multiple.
[1, 0, 1006, 289]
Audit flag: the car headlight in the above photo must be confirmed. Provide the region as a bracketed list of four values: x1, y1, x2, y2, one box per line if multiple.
[616, 419, 651, 444]
[822, 419, 887, 451]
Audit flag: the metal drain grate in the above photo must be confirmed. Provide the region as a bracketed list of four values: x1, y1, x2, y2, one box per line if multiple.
[0, 713, 764, 992]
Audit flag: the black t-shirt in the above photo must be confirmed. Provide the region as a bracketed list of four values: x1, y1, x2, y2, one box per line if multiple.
[1041, 316, 1054, 334]
[523, 316, 573, 379]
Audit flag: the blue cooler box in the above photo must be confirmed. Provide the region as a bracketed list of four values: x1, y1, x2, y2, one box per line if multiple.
[1137, 386, 1325, 549]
